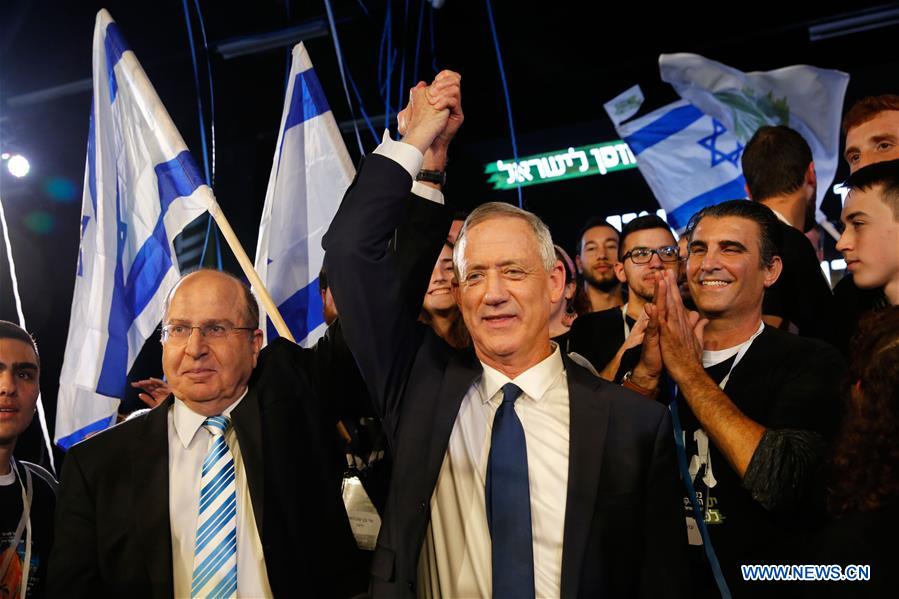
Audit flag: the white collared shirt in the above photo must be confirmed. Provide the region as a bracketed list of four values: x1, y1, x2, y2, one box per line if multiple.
[418, 345, 570, 598]
[169, 391, 273, 598]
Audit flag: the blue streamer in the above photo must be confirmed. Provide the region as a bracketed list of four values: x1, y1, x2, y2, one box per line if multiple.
[384, 2, 393, 132]
[413, 0, 425, 84]
[323, 0, 367, 156]
[347, 69, 380, 145]
[190, 0, 222, 270]
[484, 0, 522, 208]
[396, 0, 409, 128]
[670, 390, 733, 598]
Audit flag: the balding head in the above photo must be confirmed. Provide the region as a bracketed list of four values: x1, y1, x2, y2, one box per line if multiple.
[164, 269, 259, 328]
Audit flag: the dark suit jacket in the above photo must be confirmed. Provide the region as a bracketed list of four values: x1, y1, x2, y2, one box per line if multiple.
[324, 154, 689, 598]
[47, 339, 362, 598]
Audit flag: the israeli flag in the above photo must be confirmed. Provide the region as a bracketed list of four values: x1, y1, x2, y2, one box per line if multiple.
[55, 9, 214, 449]
[254, 43, 355, 347]
[612, 98, 747, 230]
[659, 53, 849, 220]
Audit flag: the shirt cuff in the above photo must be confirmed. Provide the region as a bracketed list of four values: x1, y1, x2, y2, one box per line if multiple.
[373, 129, 423, 181]
[372, 130, 444, 205]
[412, 181, 444, 205]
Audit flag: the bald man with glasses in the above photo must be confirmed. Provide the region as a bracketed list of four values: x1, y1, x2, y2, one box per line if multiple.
[49, 269, 363, 598]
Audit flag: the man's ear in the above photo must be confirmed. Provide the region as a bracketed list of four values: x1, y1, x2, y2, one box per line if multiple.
[763, 256, 783, 288]
[745, 182, 753, 201]
[549, 261, 566, 303]
[614, 261, 627, 284]
[805, 161, 817, 188]
[251, 329, 264, 366]
[575, 254, 584, 275]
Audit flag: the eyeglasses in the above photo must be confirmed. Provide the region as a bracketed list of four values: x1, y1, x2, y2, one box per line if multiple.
[621, 246, 680, 264]
[161, 323, 256, 344]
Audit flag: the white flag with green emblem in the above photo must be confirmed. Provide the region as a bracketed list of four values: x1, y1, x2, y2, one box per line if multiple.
[659, 53, 849, 222]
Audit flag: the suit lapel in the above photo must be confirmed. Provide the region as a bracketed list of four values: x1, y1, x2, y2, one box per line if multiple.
[132, 398, 175, 593]
[231, 384, 265, 532]
[559, 358, 611, 599]
[425, 349, 481, 479]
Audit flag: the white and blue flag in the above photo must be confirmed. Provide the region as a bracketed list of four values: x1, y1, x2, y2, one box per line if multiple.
[610, 96, 747, 230]
[254, 43, 354, 347]
[55, 9, 214, 449]
[659, 53, 849, 220]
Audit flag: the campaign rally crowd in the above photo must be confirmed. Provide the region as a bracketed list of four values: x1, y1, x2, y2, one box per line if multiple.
[2, 70, 898, 598]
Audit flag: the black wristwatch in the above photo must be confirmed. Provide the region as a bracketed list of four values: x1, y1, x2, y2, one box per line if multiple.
[415, 169, 446, 186]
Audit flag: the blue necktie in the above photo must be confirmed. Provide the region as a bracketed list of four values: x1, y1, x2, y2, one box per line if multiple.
[191, 415, 238, 598]
[486, 383, 535, 599]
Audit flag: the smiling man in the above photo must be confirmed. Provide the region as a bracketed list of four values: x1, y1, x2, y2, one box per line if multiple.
[0, 322, 57, 599]
[49, 269, 363, 597]
[325, 72, 688, 598]
[630, 200, 845, 596]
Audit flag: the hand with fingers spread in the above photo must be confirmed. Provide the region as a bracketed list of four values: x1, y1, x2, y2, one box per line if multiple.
[131, 377, 171, 408]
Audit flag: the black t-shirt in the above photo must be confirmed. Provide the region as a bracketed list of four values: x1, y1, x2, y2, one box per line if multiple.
[674, 327, 845, 598]
[0, 464, 56, 598]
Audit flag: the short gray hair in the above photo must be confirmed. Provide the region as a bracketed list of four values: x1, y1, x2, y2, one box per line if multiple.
[453, 202, 556, 280]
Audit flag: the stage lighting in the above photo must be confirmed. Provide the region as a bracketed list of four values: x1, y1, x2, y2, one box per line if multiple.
[7, 154, 30, 178]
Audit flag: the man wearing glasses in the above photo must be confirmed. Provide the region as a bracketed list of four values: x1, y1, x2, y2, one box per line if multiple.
[568, 214, 680, 383]
[49, 269, 362, 597]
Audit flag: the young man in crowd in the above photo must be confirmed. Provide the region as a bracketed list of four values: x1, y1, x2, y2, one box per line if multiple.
[568, 214, 679, 380]
[833, 96, 899, 353]
[628, 200, 845, 596]
[741, 125, 836, 343]
[575, 217, 623, 312]
[835, 159, 899, 327]
[0, 321, 56, 598]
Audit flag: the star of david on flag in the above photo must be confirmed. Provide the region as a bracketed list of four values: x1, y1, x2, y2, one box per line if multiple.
[56, 9, 215, 449]
[698, 120, 744, 167]
[608, 97, 747, 230]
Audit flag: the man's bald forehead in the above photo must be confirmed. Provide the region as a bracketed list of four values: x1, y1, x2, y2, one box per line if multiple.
[164, 269, 259, 326]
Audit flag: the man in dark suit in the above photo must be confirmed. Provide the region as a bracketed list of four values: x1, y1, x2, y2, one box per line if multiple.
[325, 71, 688, 598]
[47, 270, 364, 597]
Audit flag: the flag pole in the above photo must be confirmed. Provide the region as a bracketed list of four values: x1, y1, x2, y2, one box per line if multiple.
[204, 196, 295, 342]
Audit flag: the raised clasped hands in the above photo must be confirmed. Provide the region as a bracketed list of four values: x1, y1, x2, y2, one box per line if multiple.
[397, 70, 463, 165]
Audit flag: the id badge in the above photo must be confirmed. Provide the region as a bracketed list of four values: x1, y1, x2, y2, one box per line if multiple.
[341, 473, 382, 550]
[685, 516, 703, 546]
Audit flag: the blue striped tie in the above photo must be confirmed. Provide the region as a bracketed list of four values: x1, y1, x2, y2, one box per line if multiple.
[191, 415, 238, 598]
[486, 383, 535, 598]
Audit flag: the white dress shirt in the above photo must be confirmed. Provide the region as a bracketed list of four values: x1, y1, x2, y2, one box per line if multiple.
[418, 345, 570, 598]
[169, 392, 273, 598]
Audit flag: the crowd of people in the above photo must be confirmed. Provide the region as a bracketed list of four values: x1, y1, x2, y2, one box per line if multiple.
[1, 72, 898, 598]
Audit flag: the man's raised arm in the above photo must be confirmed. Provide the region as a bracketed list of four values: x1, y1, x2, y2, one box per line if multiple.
[322, 72, 462, 423]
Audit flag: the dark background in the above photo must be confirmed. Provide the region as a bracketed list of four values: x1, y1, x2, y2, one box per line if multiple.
[1, 0, 897, 465]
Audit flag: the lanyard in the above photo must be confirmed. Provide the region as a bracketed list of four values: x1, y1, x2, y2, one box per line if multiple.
[666, 321, 764, 598]
[0, 458, 34, 599]
[713, 321, 765, 390]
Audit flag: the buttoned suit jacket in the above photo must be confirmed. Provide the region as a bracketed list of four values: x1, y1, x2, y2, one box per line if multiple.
[47, 339, 362, 598]
[324, 154, 690, 598]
